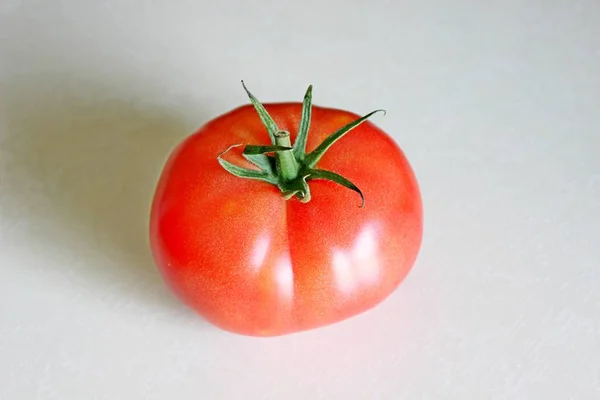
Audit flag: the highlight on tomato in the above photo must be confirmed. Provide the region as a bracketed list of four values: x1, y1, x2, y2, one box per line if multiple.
[150, 82, 423, 336]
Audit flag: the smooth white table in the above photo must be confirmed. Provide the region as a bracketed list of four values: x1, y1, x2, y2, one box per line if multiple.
[2, 1, 599, 398]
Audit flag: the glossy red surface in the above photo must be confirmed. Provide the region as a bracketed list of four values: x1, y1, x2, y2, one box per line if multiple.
[150, 103, 423, 336]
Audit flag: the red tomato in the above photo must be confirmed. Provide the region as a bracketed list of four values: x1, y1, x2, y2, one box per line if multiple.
[150, 83, 422, 336]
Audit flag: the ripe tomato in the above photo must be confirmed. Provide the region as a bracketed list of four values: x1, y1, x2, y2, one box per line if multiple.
[150, 83, 422, 336]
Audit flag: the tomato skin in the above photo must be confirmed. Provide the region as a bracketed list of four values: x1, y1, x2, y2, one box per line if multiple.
[150, 102, 422, 336]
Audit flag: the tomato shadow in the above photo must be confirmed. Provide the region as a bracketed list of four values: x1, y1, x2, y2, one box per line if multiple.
[2, 74, 207, 318]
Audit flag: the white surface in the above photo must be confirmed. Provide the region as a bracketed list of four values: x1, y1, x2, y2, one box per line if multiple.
[1, 1, 599, 398]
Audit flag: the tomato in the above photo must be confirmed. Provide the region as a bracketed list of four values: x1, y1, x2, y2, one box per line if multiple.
[150, 83, 422, 336]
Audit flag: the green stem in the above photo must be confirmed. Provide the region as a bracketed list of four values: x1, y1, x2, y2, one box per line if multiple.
[274, 131, 299, 181]
[218, 83, 385, 207]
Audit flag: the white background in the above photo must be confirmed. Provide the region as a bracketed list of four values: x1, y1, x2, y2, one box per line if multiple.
[1, 1, 599, 398]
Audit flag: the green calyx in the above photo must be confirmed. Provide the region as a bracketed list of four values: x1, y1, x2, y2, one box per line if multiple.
[217, 81, 386, 207]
